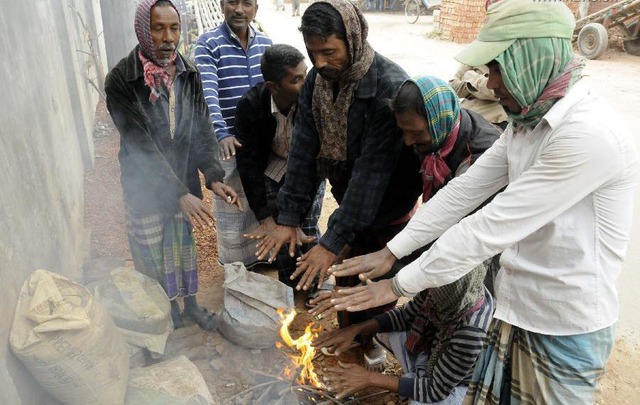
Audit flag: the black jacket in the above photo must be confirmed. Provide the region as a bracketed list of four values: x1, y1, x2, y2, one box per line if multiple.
[235, 82, 286, 221]
[105, 46, 224, 215]
[445, 108, 502, 181]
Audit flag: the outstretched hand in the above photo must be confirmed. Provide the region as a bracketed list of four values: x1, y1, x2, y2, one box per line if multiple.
[328, 246, 397, 281]
[291, 244, 336, 291]
[313, 324, 361, 357]
[328, 278, 399, 313]
[210, 181, 243, 211]
[244, 217, 277, 239]
[255, 224, 298, 262]
[326, 361, 375, 400]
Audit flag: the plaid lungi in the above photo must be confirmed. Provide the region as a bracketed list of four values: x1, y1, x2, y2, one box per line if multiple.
[125, 209, 198, 300]
[464, 319, 615, 405]
[265, 175, 325, 285]
[213, 157, 261, 267]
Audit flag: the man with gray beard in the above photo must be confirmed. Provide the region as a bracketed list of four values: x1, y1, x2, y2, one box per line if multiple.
[105, 0, 241, 331]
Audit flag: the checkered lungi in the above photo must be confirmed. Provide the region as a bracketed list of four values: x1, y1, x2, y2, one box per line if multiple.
[464, 319, 615, 405]
[125, 209, 197, 300]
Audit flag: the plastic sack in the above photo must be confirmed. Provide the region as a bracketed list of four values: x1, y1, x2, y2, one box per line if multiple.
[217, 262, 294, 348]
[9, 269, 129, 405]
[93, 266, 172, 354]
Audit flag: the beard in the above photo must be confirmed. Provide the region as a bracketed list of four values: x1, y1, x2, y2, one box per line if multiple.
[155, 46, 175, 66]
[317, 66, 342, 81]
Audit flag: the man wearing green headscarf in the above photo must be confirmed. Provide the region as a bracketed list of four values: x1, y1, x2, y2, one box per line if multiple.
[317, 0, 638, 403]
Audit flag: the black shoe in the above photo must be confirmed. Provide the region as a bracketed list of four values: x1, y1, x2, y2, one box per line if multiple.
[170, 300, 185, 329]
[183, 306, 218, 332]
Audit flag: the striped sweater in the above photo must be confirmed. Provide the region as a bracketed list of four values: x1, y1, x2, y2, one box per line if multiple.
[375, 288, 494, 403]
[194, 22, 272, 141]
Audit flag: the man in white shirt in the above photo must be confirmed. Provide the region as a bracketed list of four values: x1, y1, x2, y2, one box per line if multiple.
[323, 0, 638, 403]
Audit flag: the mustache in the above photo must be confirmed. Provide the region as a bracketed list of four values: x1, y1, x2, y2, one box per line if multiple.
[318, 67, 341, 80]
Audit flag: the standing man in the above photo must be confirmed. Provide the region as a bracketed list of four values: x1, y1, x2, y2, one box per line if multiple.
[235, 44, 326, 287]
[195, 0, 272, 267]
[255, 0, 422, 340]
[105, 0, 241, 331]
[292, 0, 301, 17]
[322, 1, 638, 403]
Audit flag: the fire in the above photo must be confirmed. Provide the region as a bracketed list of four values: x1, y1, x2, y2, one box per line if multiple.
[276, 308, 323, 388]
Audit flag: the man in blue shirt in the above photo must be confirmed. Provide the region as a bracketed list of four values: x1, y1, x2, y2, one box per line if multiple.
[195, 0, 272, 267]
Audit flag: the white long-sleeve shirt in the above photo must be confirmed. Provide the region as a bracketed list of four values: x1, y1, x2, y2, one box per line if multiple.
[388, 81, 638, 335]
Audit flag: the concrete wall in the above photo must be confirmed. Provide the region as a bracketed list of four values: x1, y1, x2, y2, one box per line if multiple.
[0, 0, 106, 403]
[100, 0, 139, 69]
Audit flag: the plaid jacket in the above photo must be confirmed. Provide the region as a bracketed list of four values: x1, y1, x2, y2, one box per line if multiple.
[277, 52, 422, 254]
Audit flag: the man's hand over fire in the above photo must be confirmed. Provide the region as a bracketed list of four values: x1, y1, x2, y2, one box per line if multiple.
[329, 279, 399, 312]
[313, 324, 361, 356]
[328, 246, 397, 281]
[256, 224, 298, 262]
[307, 289, 340, 317]
[326, 361, 375, 400]
[244, 216, 277, 239]
[292, 244, 336, 291]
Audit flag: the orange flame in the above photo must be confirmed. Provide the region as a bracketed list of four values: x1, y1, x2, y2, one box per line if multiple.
[276, 308, 323, 388]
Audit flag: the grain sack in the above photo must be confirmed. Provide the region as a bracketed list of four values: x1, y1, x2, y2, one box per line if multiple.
[217, 262, 294, 348]
[93, 266, 172, 354]
[9, 269, 129, 405]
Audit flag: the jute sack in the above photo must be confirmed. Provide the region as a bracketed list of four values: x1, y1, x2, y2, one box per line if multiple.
[9, 269, 129, 404]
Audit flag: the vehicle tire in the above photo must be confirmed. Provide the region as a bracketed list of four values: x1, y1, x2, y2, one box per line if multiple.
[577, 23, 609, 60]
[622, 22, 640, 56]
[405, 0, 421, 24]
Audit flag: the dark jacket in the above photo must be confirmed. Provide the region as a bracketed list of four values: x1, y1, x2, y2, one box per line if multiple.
[443, 108, 502, 185]
[105, 46, 224, 215]
[277, 52, 423, 254]
[235, 82, 287, 221]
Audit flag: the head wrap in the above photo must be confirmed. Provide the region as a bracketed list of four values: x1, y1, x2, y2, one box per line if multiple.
[455, 0, 575, 67]
[134, 0, 181, 103]
[406, 76, 461, 202]
[455, 0, 584, 128]
[311, 0, 375, 172]
[405, 263, 487, 376]
[495, 38, 585, 128]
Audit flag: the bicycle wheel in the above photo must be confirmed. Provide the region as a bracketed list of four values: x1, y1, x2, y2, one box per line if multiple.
[405, 0, 421, 24]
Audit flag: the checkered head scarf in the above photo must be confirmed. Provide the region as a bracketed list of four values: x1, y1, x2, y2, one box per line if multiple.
[407, 76, 461, 202]
[135, 0, 181, 103]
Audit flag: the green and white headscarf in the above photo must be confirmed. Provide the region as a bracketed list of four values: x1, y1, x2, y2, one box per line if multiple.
[496, 37, 585, 128]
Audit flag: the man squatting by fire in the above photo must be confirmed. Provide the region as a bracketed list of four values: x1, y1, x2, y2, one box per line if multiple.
[320, 0, 638, 404]
[105, 0, 241, 331]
